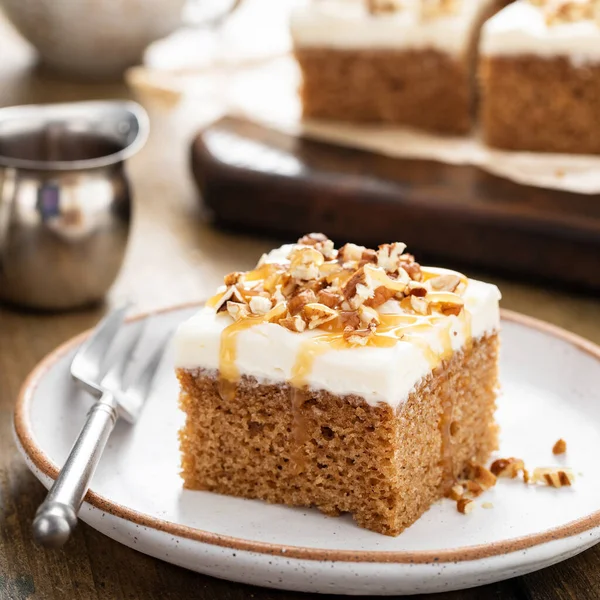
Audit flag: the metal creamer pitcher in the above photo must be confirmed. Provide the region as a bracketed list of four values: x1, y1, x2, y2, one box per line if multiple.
[0, 101, 148, 310]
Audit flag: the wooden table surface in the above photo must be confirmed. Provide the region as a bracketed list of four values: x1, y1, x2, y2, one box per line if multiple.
[1, 16, 600, 600]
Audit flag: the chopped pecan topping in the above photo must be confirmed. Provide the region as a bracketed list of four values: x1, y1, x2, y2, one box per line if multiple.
[302, 279, 327, 295]
[213, 234, 470, 350]
[428, 274, 461, 293]
[297, 233, 336, 259]
[338, 243, 368, 263]
[421, 0, 460, 20]
[303, 303, 338, 330]
[342, 266, 375, 310]
[339, 310, 361, 330]
[223, 271, 243, 286]
[440, 303, 463, 317]
[366, 0, 403, 15]
[226, 301, 250, 321]
[272, 286, 286, 305]
[428, 291, 464, 316]
[360, 248, 378, 264]
[400, 256, 423, 281]
[280, 273, 298, 298]
[410, 295, 430, 315]
[348, 264, 410, 309]
[408, 281, 428, 297]
[317, 289, 343, 309]
[545, 0, 593, 24]
[248, 295, 272, 316]
[343, 326, 373, 346]
[279, 314, 307, 333]
[364, 285, 396, 308]
[289, 247, 324, 281]
[358, 305, 380, 327]
[376, 242, 407, 273]
[214, 285, 246, 312]
[266, 303, 287, 323]
[298, 232, 329, 245]
[288, 289, 317, 316]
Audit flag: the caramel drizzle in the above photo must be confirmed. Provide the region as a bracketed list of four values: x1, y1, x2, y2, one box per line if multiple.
[290, 388, 310, 473]
[213, 264, 472, 482]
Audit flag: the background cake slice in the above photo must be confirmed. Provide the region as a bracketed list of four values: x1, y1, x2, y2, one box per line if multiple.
[291, 0, 505, 134]
[175, 234, 501, 536]
[480, 0, 600, 153]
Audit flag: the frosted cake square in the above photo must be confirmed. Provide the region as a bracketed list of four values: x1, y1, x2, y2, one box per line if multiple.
[175, 234, 501, 536]
[291, 0, 506, 134]
[480, 0, 600, 154]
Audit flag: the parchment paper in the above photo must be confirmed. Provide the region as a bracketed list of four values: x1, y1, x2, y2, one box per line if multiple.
[226, 57, 600, 195]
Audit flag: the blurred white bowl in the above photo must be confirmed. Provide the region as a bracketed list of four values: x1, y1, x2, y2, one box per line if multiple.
[1, 0, 187, 79]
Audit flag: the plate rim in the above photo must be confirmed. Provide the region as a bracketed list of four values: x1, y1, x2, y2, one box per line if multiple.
[14, 303, 600, 565]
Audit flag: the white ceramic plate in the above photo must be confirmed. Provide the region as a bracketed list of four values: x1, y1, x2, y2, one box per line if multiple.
[14, 306, 600, 596]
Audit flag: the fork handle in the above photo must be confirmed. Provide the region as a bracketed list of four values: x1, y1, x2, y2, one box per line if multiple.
[33, 391, 118, 548]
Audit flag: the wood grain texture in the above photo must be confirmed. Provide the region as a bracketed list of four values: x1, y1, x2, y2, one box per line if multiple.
[192, 117, 600, 292]
[1, 13, 600, 600]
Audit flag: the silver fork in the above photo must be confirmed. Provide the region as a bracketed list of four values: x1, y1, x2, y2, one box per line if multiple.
[32, 305, 171, 548]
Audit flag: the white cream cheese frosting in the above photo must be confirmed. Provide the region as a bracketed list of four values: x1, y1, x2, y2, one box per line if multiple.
[481, 2, 600, 63]
[290, 0, 497, 56]
[174, 242, 501, 408]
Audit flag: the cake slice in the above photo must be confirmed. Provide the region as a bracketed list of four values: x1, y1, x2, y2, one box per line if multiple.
[480, 0, 600, 153]
[290, 0, 506, 134]
[175, 234, 501, 536]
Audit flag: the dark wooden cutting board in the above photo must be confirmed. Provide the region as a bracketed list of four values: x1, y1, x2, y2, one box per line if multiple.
[191, 116, 600, 291]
